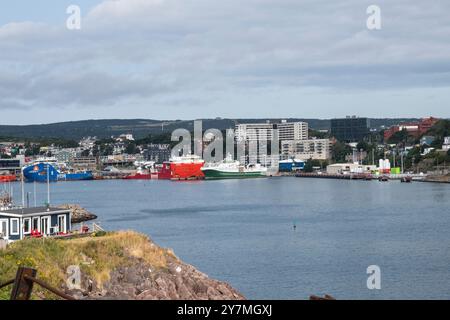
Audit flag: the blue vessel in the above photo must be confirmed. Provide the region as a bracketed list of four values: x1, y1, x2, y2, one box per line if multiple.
[23, 163, 93, 183]
[279, 159, 305, 172]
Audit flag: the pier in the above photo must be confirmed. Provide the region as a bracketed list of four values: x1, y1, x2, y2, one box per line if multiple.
[295, 172, 426, 181]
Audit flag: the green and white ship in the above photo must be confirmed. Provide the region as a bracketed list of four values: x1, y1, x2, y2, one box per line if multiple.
[201, 157, 267, 179]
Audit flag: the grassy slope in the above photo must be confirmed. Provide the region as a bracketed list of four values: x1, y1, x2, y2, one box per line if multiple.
[0, 231, 175, 300]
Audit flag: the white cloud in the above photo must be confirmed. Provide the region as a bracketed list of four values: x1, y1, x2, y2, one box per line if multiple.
[0, 0, 449, 121]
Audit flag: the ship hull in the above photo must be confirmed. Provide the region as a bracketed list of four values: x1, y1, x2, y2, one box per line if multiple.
[0, 175, 16, 182]
[202, 168, 266, 180]
[123, 173, 152, 180]
[23, 163, 93, 182]
[59, 172, 94, 181]
[171, 162, 204, 180]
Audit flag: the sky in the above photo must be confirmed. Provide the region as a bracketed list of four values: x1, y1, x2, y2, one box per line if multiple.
[0, 0, 449, 125]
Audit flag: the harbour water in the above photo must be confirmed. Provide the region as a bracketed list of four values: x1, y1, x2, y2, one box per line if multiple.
[10, 177, 450, 299]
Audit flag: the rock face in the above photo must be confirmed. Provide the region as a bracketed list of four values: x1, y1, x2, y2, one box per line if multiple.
[64, 232, 245, 300]
[58, 204, 98, 223]
[78, 258, 244, 300]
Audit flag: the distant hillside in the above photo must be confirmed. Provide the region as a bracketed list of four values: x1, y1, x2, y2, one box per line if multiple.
[0, 118, 424, 141]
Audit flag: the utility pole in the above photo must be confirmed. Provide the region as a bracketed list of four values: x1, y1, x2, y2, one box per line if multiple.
[401, 151, 404, 174]
[21, 168, 25, 209]
[47, 164, 50, 207]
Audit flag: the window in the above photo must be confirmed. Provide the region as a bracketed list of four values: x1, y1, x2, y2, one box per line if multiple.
[58, 215, 67, 233]
[23, 218, 31, 234]
[0, 219, 8, 238]
[32, 217, 40, 232]
[11, 218, 19, 235]
[41, 217, 50, 235]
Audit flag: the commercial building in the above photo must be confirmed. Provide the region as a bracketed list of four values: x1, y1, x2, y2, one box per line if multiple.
[383, 117, 440, 142]
[331, 116, 370, 142]
[143, 144, 171, 163]
[326, 163, 377, 175]
[72, 157, 98, 170]
[281, 139, 331, 161]
[0, 158, 22, 174]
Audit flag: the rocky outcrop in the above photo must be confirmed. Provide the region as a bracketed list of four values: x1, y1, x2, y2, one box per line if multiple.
[73, 258, 244, 300]
[62, 232, 244, 300]
[58, 204, 98, 223]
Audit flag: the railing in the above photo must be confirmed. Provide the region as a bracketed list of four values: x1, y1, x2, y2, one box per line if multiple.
[92, 223, 105, 232]
[0, 267, 75, 300]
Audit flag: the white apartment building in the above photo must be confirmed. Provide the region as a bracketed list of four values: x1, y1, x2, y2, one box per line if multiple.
[276, 121, 308, 141]
[235, 122, 274, 141]
[234, 121, 309, 166]
[235, 121, 308, 141]
[281, 138, 332, 161]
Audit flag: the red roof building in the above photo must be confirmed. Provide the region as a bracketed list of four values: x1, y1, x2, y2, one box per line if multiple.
[383, 117, 439, 142]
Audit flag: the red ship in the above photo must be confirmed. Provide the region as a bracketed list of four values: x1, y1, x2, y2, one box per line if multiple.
[124, 167, 158, 180]
[157, 155, 205, 180]
[0, 174, 17, 183]
[157, 162, 172, 180]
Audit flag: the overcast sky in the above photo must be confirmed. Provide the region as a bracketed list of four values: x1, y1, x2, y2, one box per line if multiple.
[0, 0, 449, 125]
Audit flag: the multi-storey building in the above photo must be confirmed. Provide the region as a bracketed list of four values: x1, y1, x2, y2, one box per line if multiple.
[143, 144, 171, 163]
[276, 121, 309, 141]
[235, 122, 275, 142]
[235, 121, 308, 141]
[234, 121, 309, 166]
[331, 116, 370, 142]
[280, 139, 331, 161]
[383, 117, 440, 142]
[72, 156, 98, 170]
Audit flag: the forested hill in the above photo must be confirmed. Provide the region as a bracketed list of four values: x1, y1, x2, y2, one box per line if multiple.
[0, 118, 422, 141]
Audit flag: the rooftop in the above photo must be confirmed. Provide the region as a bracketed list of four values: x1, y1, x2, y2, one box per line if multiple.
[0, 206, 70, 215]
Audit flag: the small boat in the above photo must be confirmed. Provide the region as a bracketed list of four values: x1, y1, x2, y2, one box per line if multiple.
[378, 175, 389, 182]
[401, 176, 413, 183]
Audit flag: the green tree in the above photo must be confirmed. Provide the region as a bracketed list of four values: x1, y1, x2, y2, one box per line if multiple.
[125, 142, 138, 155]
[331, 141, 352, 163]
[387, 129, 409, 145]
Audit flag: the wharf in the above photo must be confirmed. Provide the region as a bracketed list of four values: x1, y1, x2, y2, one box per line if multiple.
[295, 173, 426, 181]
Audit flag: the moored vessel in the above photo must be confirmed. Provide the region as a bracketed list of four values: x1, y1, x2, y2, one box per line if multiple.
[201, 157, 267, 180]
[170, 154, 205, 180]
[124, 166, 158, 180]
[22, 162, 93, 182]
[0, 173, 16, 183]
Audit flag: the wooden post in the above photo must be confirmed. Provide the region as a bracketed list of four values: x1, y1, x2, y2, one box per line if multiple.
[10, 267, 37, 300]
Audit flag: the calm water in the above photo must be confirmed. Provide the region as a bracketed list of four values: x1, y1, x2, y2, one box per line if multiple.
[10, 177, 450, 299]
